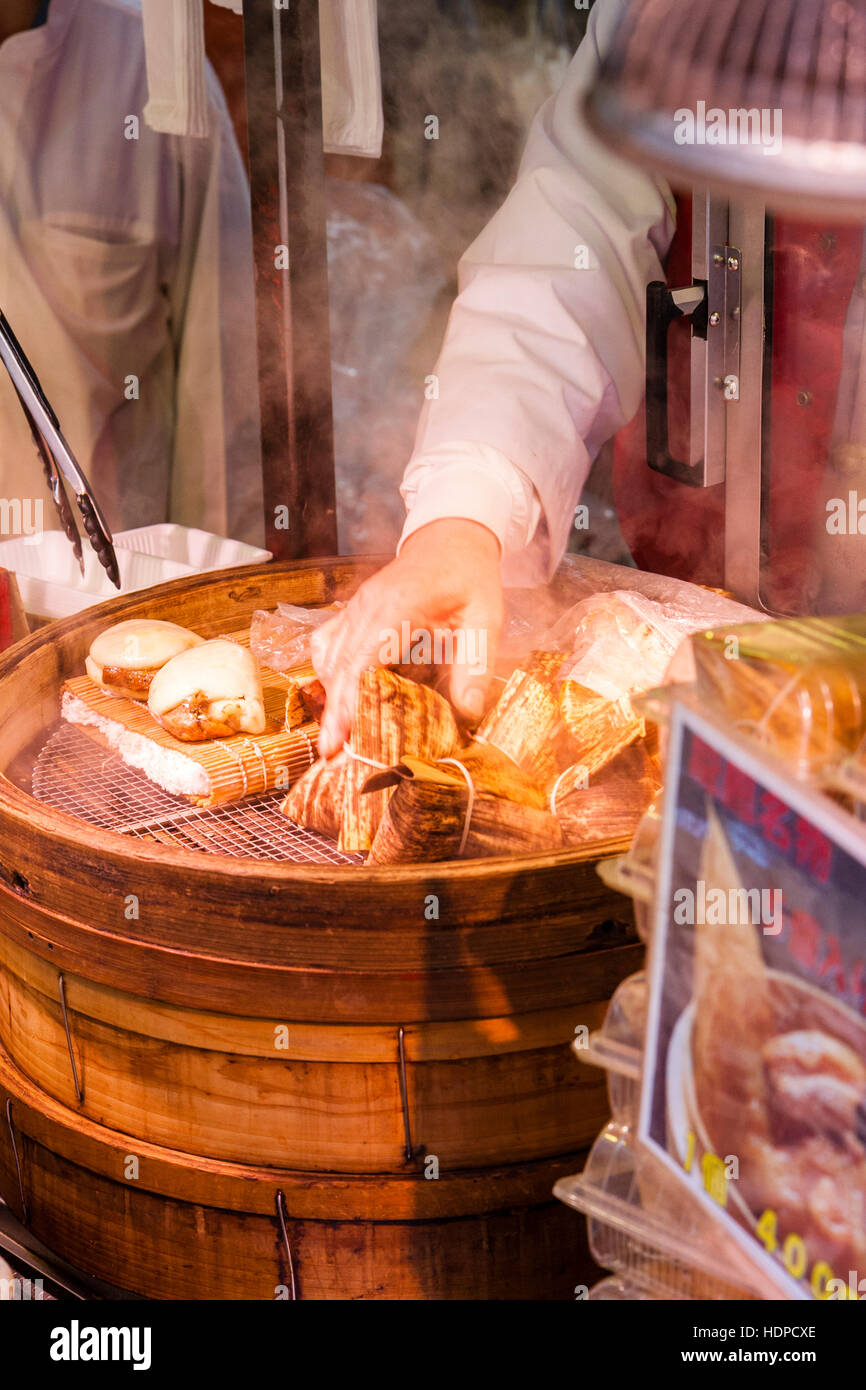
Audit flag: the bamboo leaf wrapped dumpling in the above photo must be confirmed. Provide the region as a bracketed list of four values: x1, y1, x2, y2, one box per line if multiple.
[365, 757, 562, 866]
[553, 741, 661, 848]
[339, 669, 459, 852]
[474, 652, 572, 791]
[558, 680, 644, 779]
[451, 740, 547, 809]
[280, 752, 348, 840]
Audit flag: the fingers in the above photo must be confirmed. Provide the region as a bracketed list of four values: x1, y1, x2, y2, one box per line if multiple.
[310, 528, 505, 753]
[448, 596, 502, 726]
[310, 613, 345, 685]
[312, 595, 386, 758]
[311, 614, 353, 756]
[311, 612, 353, 757]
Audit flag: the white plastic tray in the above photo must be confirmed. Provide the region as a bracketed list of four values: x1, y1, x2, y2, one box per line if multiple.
[117, 525, 271, 574]
[0, 524, 271, 621]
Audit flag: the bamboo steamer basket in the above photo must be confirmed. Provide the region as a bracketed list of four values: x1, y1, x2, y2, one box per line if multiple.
[0, 1034, 593, 1300]
[0, 929, 624, 1170]
[0, 556, 641, 1298]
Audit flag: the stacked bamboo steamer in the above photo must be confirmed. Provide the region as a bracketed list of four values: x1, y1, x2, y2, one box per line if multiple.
[0, 558, 641, 1299]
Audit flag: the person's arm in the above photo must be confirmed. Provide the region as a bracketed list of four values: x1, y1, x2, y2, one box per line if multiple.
[167, 70, 264, 547]
[401, 0, 675, 587]
[315, 0, 677, 754]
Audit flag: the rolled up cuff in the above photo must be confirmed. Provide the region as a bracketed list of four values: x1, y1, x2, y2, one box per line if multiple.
[398, 462, 517, 558]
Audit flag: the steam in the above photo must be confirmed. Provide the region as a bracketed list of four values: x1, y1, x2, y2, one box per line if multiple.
[327, 4, 586, 556]
[219, 3, 589, 556]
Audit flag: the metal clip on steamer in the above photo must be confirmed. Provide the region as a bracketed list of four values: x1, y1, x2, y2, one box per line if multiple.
[0, 309, 120, 589]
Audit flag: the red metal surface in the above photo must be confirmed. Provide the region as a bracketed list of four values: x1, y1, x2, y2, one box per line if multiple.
[613, 199, 861, 606]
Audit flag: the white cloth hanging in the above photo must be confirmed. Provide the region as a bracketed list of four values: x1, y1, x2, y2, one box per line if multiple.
[319, 0, 383, 158]
[141, 0, 383, 158]
[142, 0, 210, 138]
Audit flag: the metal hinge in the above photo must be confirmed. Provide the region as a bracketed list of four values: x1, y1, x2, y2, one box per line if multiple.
[709, 244, 742, 406]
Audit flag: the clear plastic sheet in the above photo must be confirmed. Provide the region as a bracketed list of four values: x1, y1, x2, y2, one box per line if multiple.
[556, 590, 709, 701]
[249, 603, 344, 674]
[500, 558, 762, 682]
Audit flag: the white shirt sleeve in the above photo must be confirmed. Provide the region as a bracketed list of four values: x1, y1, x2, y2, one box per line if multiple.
[399, 0, 676, 585]
[399, 441, 541, 552]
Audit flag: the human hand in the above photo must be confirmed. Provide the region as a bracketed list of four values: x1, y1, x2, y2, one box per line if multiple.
[311, 519, 504, 757]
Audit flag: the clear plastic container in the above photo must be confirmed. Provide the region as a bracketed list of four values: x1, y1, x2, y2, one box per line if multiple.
[555, 1124, 763, 1301]
[561, 968, 777, 1301]
[596, 800, 662, 943]
[588, 1275, 657, 1300]
[579, 970, 645, 1123]
[689, 615, 866, 783]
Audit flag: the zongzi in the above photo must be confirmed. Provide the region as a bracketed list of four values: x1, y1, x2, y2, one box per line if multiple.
[339, 669, 459, 852]
[281, 752, 348, 840]
[365, 756, 562, 865]
[475, 651, 571, 790]
[452, 739, 547, 809]
[553, 741, 660, 847]
[558, 680, 645, 779]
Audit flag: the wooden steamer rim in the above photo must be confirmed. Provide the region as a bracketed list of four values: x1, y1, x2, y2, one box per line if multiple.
[0, 880, 641, 1022]
[0, 927, 615, 1172]
[0, 927, 610, 1062]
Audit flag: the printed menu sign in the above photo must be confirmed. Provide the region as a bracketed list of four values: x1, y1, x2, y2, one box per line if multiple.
[640, 700, 866, 1300]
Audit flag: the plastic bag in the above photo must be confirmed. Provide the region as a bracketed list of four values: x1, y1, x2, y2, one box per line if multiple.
[692, 613, 866, 781]
[499, 558, 763, 678]
[249, 603, 344, 673]
[555, 591, 700, 701]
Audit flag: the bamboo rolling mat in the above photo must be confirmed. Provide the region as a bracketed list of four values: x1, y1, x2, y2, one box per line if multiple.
[61, 635, 319, 808]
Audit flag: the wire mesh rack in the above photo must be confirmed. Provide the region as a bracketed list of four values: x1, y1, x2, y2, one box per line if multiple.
[30, 723, 362, 867]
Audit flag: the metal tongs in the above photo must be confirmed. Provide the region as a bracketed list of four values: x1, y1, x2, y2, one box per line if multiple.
[0, 309, 120, 588]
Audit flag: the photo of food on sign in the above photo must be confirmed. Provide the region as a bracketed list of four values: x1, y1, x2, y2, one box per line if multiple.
[641, 708, 866, 1301]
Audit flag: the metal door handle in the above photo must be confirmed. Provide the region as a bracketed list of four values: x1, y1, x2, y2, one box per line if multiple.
[646, 279, 708, 484]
